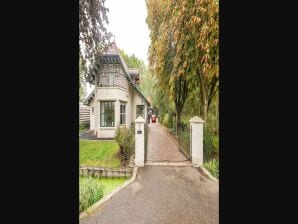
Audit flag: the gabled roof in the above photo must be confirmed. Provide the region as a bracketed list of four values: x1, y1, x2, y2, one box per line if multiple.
[84, 42, 150, 107]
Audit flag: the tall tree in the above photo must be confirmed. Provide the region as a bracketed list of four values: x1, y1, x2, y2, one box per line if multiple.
[172, 0, 219, 122]
[147, 0, 189, 134]
[79, 55, 87, 102]
[79, 0, 112, 101]
[119, 49, 157, 104]
[147, 0, 219, 124]
[79, 0, 112, 64]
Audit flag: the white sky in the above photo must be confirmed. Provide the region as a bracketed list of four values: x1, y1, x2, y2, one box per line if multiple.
[105, 0, 150, 64]
[87, 0, 150, 95]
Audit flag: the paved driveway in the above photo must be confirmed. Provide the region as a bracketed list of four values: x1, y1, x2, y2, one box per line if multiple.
[147, 122, 188, 162]
[80, 166, 219, 224]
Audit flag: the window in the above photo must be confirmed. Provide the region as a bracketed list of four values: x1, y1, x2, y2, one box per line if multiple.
[136, 105, 145, 118]
[108, 64, 114, 86]
[92, 107, 94, 114]
[103, 64, 108, 77]
[115, 65, 120, 77]
[100, 101, 115, 127]
[120, 102, 126, 125]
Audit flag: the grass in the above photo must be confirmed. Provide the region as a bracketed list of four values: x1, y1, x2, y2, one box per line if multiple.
[204, 159, 219, 179]
[79, 177, 126, 212]
[80, 140, 121, 168]
[96, 178, 127, 195]
[79, 177, 104, 212]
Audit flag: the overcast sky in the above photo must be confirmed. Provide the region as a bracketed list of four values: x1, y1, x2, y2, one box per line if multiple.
[87, 0, 150, 94]
[105, 0, 150, 64]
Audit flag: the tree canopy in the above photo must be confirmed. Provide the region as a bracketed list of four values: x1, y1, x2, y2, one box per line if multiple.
[79, 0, 112, 64]
[79, 0, 112, 101]
[146, 0, 219, 129]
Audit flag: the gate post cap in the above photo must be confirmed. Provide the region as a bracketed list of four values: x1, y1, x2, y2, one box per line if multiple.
[135, 116, 145, 123]
[189, 116, 205, 123]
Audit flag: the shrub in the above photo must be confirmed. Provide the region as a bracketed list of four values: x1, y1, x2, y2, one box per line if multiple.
[163, 113, 173, 129]
[115, 126, 135, 160]
[79, 177, 103, 212]
[204, 159, 219, 179]
[79, 122, 89, 132]
[212, 135, 219, 159]
[203, 127, 214, 162]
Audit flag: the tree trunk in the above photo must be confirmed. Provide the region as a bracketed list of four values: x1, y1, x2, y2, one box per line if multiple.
[199, 76, 208, 123]
[202, 100, 208, 123]
[176, 110, 181, 135]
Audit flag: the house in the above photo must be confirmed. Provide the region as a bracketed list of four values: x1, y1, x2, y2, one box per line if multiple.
[84, 42, 150, 138]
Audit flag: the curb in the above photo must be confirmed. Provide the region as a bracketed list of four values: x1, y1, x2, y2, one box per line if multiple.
[145, 161, 192, 166]
[199, 166, 219, 182]
[79, 166, 139, 220]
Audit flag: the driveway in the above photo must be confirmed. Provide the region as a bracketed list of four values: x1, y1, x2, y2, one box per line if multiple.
[80, 166, 219, 224]
[147, 122, 188, 162]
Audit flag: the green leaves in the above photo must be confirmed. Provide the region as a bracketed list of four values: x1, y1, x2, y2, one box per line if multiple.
[79, 177, 104, 212]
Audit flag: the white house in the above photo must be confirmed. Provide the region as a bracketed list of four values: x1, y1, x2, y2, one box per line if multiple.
[84, 42, 150, 138]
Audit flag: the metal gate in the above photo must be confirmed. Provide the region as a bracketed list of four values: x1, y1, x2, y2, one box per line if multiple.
[177, 126, 191, 160]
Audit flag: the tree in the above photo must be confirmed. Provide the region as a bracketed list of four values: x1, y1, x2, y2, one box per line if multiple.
[79, 55, 87, 102]
[79, 0, 112, 64]
[146, 0, 189, 134]
[147, 0, 219, 124]
[119, 49, 157, 104]
[79, 0, 112, 102]
[172, 0, 219, 122]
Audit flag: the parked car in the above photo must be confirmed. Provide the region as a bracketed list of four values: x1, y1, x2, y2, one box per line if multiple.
[151, 114, 156, 123]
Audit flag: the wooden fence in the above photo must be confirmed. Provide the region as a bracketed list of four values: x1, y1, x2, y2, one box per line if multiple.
[79, 167, 133, 178]
[80, 104, 90, 124]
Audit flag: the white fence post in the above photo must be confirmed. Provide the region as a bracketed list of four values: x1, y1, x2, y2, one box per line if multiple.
[134, 116, 145, 167]
[189, 116, 205, 167]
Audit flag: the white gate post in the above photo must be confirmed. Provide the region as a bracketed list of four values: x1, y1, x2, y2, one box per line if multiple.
[190, 116, 205, 167]
[134, 116, 145, 167]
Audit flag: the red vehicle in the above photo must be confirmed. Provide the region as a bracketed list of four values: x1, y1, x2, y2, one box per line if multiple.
[151, 114, 157, 123]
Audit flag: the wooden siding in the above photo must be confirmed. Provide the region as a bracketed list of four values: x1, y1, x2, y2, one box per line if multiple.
[80, 104, 90, 123]
[97, 64, 128, 89]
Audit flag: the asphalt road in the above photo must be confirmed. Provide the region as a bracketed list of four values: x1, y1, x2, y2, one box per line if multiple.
[80, 166, 218, 224]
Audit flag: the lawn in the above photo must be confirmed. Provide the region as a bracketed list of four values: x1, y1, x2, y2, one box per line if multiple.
[80, 140, 121, 168]
[96, 178, 127, 195]
[79, 177, 126, 212]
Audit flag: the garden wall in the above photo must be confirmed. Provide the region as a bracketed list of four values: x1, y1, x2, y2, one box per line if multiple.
[79, 167, 133, 178]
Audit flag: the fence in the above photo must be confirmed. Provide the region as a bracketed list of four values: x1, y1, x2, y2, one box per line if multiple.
[79, 167, 133, 178]
[177, 127, 191, 160]
[79, 104, 90, 124]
